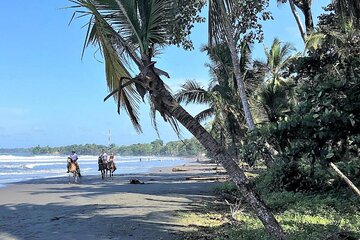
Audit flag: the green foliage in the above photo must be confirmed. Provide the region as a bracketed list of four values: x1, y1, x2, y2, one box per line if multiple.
[239, 16, 360, 192]
[213, 181, 238, 196]
[208, 0, 273, 46]
[188, 181, 360, 240]
[169, 0, 206, 50]
[28, 138, 204, 157]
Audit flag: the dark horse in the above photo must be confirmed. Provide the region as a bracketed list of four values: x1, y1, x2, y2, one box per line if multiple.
[98, 157, 117, 179]
[68, 162, 80, 184]
[98, 157, 108, 180]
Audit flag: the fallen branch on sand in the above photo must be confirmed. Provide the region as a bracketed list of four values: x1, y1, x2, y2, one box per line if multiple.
[185, 176, 229, 181]
[172, 167, 188, 172]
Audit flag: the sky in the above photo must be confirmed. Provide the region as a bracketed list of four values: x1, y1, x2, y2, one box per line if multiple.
[0, 0, 330, 148]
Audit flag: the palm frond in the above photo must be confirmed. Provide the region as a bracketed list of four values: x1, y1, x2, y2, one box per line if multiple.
[149, 98, 161, 138]
[70, 0, 142, 131]
[175, 80, 210, 105]
[194, 108, 215, 122]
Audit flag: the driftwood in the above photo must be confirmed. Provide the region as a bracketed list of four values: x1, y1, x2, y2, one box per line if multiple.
[330, 162, 360, 197]
[172, 167, 188, 172]
[185, 176, 228, 181]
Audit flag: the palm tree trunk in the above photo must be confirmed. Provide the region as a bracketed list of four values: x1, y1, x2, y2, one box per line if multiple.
[171, 100, 286, 239]
[149, 72, 286, 239]
[289, 0, 306, 42]
[222, 20, 277, 169]
[223, 21, 256, 130]
[294, 0, 314, 34]
[302, 2, 314, 34]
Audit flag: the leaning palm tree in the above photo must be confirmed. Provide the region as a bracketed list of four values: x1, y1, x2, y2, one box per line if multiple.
[69, 0, 285, 238]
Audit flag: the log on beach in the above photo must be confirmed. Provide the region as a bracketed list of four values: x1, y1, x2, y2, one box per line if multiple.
[172, 167, 188, 172]
[185, 176, 229, 181]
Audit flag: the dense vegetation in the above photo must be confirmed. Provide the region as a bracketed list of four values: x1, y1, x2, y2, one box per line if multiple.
[68, 0, 360, 238]
[176, 1, 360, 239]
[29, 138, 203, 157]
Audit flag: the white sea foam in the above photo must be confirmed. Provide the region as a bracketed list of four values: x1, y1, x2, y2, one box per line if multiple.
[0, 154, 189, 187]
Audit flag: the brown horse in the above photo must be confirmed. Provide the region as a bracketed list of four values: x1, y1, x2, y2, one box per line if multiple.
[106, 161, 117, 178]
[68, 162, 80, 184]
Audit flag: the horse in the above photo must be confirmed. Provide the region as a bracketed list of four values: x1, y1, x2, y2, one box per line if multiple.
[98, 157, 108, 180]
[68, 161, 80, 184]
[106, 161, 117, 178]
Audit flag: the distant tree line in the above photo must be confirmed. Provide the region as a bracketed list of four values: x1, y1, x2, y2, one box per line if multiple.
[28, 138, 204, 157]
[0, 148, 31, 155]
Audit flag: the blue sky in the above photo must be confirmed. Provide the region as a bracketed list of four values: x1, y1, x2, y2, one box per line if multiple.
[0, 0, 330, 148]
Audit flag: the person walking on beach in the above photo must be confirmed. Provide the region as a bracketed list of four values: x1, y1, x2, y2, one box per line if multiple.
[67, 150, 81, 177]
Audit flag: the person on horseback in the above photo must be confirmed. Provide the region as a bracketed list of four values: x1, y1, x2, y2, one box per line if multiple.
[108, 152, 117, 171]
[67, 150, 81, 177]
[98, 149, 108, 171]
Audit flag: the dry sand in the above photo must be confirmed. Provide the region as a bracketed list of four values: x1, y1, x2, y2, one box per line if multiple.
[0, 162, 225, 240]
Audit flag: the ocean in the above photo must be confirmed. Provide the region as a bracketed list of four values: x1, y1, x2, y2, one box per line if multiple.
[0, 154, 190, 187]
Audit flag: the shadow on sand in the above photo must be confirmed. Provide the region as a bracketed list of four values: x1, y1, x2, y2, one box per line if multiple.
[0, 172, 221, 240]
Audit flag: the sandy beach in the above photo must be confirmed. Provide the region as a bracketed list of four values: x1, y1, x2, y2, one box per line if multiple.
[0, 161, 224, 240]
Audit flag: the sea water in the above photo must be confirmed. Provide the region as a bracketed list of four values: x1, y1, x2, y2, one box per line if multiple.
[0, 154, 189, 187]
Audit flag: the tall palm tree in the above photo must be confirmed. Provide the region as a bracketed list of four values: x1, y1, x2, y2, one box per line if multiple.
[208, 0, 257, 130]
[69, 0, 285, 238]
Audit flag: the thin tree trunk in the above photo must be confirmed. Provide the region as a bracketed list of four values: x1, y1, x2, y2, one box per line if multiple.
[171, 103, 286, 239]
[288, 0, 306, 42]
[329, 162, 360, 197]
[302, 3, 314, 34]
[148, 72, 286, 239]
[293, 0, 314, 34]
[222, 15, 255, 130]
[224, 18, 278, 168]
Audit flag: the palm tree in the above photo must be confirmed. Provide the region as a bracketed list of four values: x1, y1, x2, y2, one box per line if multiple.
[69, 0, 285, 238]
[208, 0, 257, 130]
[175, 43, 264, 158]
[256, 38, 299, 123]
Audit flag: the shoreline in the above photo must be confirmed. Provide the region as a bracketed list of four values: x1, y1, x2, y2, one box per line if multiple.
[1, 158, 214, 188]
[0, 156, 199, 189]
[0, 160, 224, 240]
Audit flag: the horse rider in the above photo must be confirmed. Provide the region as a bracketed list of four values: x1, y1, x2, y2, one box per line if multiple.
[67, 150, 81, 177]
[108, 152, 117, 171]
[98, 149, 108, 171]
